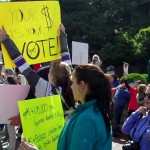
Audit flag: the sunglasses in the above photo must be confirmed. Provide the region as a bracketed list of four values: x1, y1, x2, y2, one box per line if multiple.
[144, 93, 150, 99]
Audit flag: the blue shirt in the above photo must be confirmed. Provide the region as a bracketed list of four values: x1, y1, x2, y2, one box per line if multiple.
[57, 100, 112, 150]
[122, 111, 150, 150]
[114, 87, 131, 106]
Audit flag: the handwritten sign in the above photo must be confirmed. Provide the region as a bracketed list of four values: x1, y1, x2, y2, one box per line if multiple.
[0, 1, 61, 68]
[18, 95, 64, 150]
[0, 85, 30, 124]
[72, 41, 89, 65]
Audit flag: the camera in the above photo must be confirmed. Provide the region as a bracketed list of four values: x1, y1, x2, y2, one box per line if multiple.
[122, 141, 140, 150]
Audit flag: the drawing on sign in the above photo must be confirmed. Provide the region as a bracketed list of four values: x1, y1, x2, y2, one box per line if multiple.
[26, 41, 40, 59]
[41, 5, 53, 30]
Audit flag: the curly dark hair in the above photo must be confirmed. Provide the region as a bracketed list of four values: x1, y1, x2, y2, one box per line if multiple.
[74, 64, 112, 134]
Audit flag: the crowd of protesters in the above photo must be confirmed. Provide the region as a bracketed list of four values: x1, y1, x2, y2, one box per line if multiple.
[0, 23, 149, 150]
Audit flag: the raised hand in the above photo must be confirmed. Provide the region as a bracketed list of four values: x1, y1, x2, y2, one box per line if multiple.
[58, 23, 66, 36]
[60, 23, 65, 33]
[0, 26, 7, 42]
[137, 106, 148, 116]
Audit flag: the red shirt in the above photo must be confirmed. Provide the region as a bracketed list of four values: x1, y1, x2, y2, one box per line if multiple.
[128, 87, 138, 111]
[33, 64, 42, 72]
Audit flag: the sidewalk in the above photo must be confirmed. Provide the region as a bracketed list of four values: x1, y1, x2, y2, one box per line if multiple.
[112, 134, 128, 150]
[0, 134, 128, 150]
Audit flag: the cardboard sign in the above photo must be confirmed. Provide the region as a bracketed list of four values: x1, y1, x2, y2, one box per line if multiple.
[0, 85, 30, 124]
[0, 1, 61, 68]
[18, 95, 64, 150]
[72, 41, 89, 65]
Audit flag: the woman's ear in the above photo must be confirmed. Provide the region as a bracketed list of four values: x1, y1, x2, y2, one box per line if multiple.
[79, 81, 86, 89]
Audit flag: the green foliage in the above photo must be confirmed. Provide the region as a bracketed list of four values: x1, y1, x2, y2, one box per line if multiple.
[134, 27, 150, 63]
[140, 74, 148, 83]
[8, 0, 150, 72]
[60, 0, 147, 55]
[120, 73, 147, 84]
[100, 31, 135, 66]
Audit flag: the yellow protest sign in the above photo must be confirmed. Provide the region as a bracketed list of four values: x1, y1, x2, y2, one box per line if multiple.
[0, 1, 61, 68]
[18, 95, 64, 150]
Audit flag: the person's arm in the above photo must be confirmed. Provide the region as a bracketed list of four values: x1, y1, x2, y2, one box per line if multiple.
[0, 27, 56, 97]
[60, 24, 72, 66]
[121, 111, 140, 135]
[121, 106, 147, 135]
[0, 30, 40, 90]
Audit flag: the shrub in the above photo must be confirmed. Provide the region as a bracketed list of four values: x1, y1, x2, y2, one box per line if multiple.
[120, 73, 147, 84]
[140, 74, 148, 84]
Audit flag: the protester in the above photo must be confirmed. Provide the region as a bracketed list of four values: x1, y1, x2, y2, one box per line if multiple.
[109, 74, 120, 88]
[136, 84, 147, 107]
[0, 25, 75, 122]
[91, 54, 102, 67]
[121, 84, 150, 150]
[107, 65, 115, 74]
[113, 83, 131, 137]
[0, 26, 112, 150]
[124, 74, 142, 116]
[6, 76, 18, 150]
[18, 64, 112, 150]
[0, 69, 16, 149]
[3, 68, 15, 84]
[0, 76, 18, 150]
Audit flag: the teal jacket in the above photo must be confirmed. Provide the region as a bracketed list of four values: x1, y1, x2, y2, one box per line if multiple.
[57, 100, 112, 150]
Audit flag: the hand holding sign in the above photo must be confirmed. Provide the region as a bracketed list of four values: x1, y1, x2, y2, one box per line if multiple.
[0, 26, 7, 42]
[8, 114, 21, 126]
[18, 95, 64, 150]
[58, 23, 65, 36]
[19, 140, 38, 150]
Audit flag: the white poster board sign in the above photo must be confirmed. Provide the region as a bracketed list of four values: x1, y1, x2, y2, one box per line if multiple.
[0, 85, 30, 124]
[123, 62, 129, 75]
[72, 41, 88, 65]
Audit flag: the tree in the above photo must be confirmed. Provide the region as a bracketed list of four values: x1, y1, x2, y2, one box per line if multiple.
[100, 31, 136, 67]
[60, 0, 149, 57]
[134, 27, 150, 63]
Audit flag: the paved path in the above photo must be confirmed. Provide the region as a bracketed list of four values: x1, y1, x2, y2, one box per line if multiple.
[112, 134, 128, 150]
[0, 134, 128, 150]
